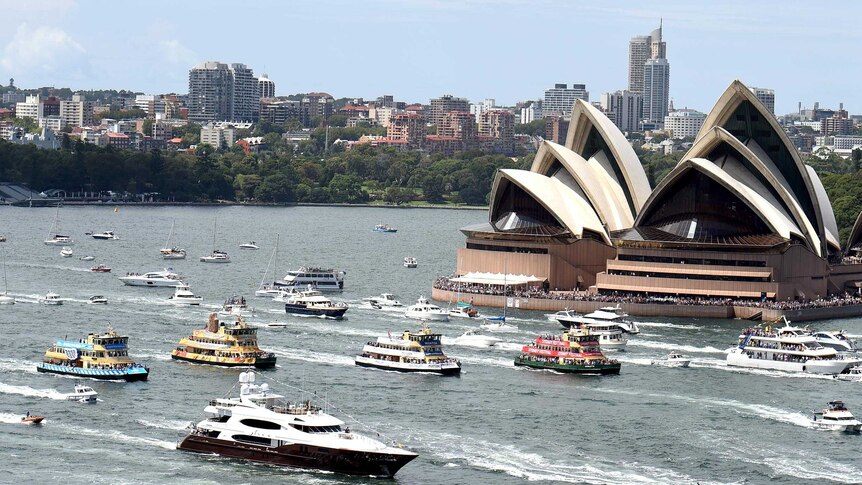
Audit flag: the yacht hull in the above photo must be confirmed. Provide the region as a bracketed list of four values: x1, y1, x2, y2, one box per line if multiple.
[404, 312, 449, 321]
[275, 281, 343, 292]
[514, 358, 621, 375]
[355, 357, 461, 375]
[171, 353, 276, 368]
[726, 350, 856, 374]
[36, 363, 149, 381]
[284, 304, 347, 319]
[177, 435, 416, 477]
[119, 279, 181, 287]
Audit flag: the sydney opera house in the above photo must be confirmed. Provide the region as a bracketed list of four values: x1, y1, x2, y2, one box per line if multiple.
[438, 81, 862, 316]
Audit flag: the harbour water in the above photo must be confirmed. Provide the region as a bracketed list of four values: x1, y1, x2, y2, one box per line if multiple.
[1, 205, 861, 484]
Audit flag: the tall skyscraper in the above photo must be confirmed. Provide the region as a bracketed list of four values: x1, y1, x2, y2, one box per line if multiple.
[542, 84, 588, 117]
[188, 61, 258, 122]
[643, 58, 670, 127]
[600, 90, 642, 133]
[629, 21, 669, 127]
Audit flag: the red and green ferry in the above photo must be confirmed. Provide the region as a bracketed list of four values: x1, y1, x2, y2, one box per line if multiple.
[514, 328, 621, 375]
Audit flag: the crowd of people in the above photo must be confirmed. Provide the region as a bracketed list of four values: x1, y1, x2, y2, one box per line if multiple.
[433, 277, 862, 311]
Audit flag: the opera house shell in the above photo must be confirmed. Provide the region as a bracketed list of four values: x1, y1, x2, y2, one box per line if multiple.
[452, 80, 862, 303]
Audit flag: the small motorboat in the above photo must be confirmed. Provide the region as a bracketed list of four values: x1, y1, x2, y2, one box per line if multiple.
[90, 264, 112, 273]
[167, 284, 203, 306]
[403, 257, 418, 268]
[448, 302, 480, 319]
[21, 414, 45, 424]
[811, 401, 862, 432]
[92, 231, 119, 240]
[65, 384, 98, 403]
[239, 241, 259, 250]
[363, 293, 402, 307]
[60, 247, 74, 257]
[651, 352, 691, 368]
[88, 295, 108, 305]
[835, 366, 862, 382]
[373, 224, 397, 233]
[79, 255, 95, 261]
[480, 318, 518, 333]
[38, 292, 63, 305]
[453, 329, 501, 348]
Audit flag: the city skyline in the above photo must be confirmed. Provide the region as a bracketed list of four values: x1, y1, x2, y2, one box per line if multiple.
[1, 0, 859, 115]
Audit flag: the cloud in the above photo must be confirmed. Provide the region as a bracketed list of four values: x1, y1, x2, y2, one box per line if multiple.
[158, 39, 198, 66]
[0, 23, 90, 82]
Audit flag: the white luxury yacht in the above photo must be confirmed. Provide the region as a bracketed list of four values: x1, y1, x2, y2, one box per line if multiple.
[651, 352, 691, 368]
[119, 269, 183, 287]
[364, 293, 402, 308]
[167, 284, 203, 305]
[38, 291, 63, 305]
[65, 384, 98, 403]
[404, 296, 449, 321]
[726, 323, 860, 374]
[200, 250, 231, 263]
[92, 231, 119, 240]
[177, 371, 417, 476]
[452, 329, 501, 348]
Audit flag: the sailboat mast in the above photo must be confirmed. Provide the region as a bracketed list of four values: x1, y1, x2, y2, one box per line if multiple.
[259, 233, 279, 289]
[2, 249, 8, 295]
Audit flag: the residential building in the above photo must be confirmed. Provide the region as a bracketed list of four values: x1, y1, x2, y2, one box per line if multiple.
[300, 92, 334, 127]
[543, 84, 589, 117]
[105, 132, 131, 149]
[519, 100, 542, 124]
[387, 113, 426, 148]
[430, 95, 469, 127]
[643, 58, 670, 127]
[40, 96, 61, 118]
[545, 115, 569, 144]
[600, 90, 642, 133]
[834, 136, 862, 151]
[257, 74, 275, 99]
[60, 94, 93, 128]
[15, 95, 40, 119]
[748, 86, 775, 114]
[664, 109, 706, 139]
[152, 120, 172, 140]
[470, 98, 496, 119]
[259, 98, 302, 124]
[821, 113, 852, 136]
[439, 111, 477, 139]
[478, 109, 515, 154]
[376, 95, 394, 108]
[628, 35, 650, 94]
[188, 61, 258, 122]
[2, 92, 26, 104]
[200, 123, 236, 149]
[38, 116, 64, 132]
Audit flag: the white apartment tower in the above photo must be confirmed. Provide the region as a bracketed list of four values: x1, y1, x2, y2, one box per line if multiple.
[543, 84, 589, 117]
[258, 74, 275, 99]
[188, 61, 258, 122]
[600, 91, 643, 133]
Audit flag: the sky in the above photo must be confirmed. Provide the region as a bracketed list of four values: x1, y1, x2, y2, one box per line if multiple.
[0, 0, 858, 115]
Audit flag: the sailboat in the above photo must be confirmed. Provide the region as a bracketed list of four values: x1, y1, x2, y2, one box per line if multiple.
[255, 234, 282, 298]
[0, 249, 14, 304]
[199, 218, 230, 263]
[160, 219, 187, 259]
[44, 204, 73, 246]
[480, 260, 518, 332]
[447, 281, 480, 319]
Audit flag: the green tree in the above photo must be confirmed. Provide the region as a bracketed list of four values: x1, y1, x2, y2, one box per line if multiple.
[422, 174, 445, 203]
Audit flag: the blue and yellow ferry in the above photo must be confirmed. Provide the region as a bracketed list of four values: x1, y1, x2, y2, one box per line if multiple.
[36, 325, 149, 381]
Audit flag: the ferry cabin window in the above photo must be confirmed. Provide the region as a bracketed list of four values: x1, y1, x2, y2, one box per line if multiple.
[239, 418, 281, 430]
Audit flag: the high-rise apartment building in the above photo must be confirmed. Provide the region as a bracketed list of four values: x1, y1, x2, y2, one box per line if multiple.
[748, 86, 775, 114]
[478, 109, 515, 154]
[543, 84, 588, 117]
[188, 61, 258, 122]
[258, 74, 275, 99]
[430, 95, 469, 127]
[438, 111, 476, 139]
[387, 112, 426, 148]
[643, 58, 670, 126]
[599, 90, 642, 133]
[519, 100, 542, 124]
[628, 21, 669, 127]
[60, 94, 93, 128]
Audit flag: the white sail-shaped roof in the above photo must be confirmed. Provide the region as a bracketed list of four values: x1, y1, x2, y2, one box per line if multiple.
[489, 169, 610, 244]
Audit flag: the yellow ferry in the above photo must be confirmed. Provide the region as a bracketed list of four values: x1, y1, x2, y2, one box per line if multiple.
[36, 325, 149, 381]
[171, 313, 276, 368]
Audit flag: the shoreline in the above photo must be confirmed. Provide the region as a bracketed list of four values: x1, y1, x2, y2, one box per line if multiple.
[7, 201, 487, 211]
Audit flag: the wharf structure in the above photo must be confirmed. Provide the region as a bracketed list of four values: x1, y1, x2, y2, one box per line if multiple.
[434, 81, 862, 321]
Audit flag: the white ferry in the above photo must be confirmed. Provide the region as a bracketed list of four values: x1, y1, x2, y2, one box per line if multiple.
[275, 267, 345, 292]
[726, 323, 860, 374]
[355, 325, 461, 375]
